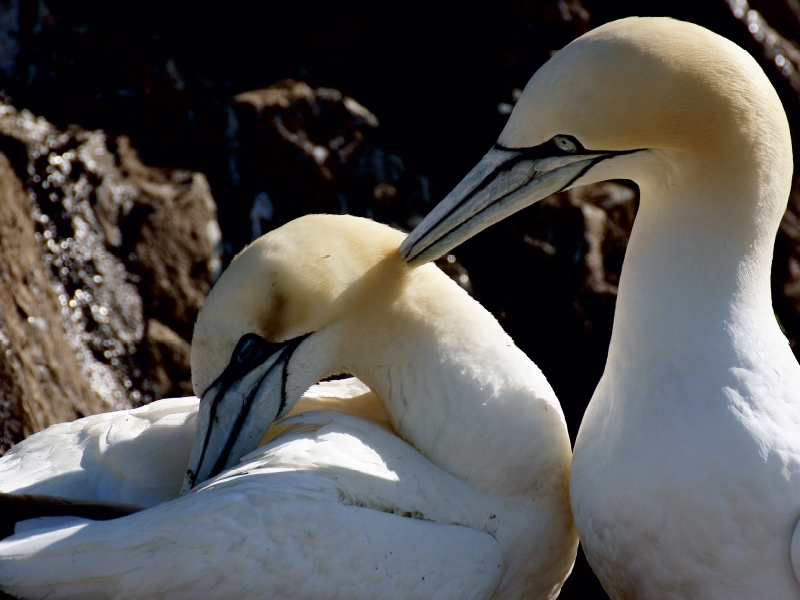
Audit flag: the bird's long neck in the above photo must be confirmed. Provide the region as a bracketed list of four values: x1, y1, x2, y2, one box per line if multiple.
[344, 270, 571, 501]
[606, 160, 790, 386]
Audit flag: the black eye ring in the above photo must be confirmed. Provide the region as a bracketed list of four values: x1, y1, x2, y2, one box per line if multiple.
[234, 333, 272, 367]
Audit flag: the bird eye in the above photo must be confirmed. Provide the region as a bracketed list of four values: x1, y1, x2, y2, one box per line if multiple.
[553, 135, 578, 153]
[235, 334, 268, 366]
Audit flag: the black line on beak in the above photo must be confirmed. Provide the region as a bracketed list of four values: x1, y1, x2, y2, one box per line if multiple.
[432, 153, 627, 251]
[402, 146, 530, 260]
[278, 337, 300, 416]
[194, 334, 309, 486]
[558, 155, 605, 192]
[403, 141, 645, 262]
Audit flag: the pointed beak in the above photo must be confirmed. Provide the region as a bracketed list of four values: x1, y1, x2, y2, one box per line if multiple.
[181, 337, 305, 494]
[400, 144, 615, 265]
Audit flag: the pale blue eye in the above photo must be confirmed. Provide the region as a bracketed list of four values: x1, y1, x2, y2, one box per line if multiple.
[554, 136, 578, 153]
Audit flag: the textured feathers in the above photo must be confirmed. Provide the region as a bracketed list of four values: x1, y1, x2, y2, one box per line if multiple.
[0, 212, 575, 599]
[0, 404, 505, 600]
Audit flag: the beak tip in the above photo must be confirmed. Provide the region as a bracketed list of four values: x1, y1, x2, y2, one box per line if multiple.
[401, 249, 418, 265]
[399, 237, 415, 261]
[401, 239, 447, 267]
[398, 245, 422, 266]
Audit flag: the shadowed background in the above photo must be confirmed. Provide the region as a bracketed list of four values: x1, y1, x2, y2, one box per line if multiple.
[0, 0, 799, 597]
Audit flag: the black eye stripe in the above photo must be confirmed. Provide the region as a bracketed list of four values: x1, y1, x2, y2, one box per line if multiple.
[236, 334, 268, 366]
[495, 137, 645, 160]
[218, 334, 285, 388]
[495, 134, 588, 158]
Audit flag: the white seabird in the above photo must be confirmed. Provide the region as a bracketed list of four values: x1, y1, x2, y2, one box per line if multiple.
[0, 214, 576, 600]
[401, 16, 800, 599]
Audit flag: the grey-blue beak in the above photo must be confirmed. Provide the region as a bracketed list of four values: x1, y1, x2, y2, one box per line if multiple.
[181, 334, 306, 494]
[400, 142, 625, 265]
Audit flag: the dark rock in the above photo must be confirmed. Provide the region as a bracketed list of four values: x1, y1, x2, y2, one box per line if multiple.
[226, 80, 433, 255]
[0, 102, 219, 452]
[109, 136, 220, 343]
[0, 149, 105, 452]
[227, 80, 474, 292]
[142, 319, 193, 399]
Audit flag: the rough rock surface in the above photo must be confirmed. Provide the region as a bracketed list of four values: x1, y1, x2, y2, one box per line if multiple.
[0, 151, 104, 453]
[226, 80, 434, 253]
[228, 80, 476, 290]
[0, 103, 220, 451]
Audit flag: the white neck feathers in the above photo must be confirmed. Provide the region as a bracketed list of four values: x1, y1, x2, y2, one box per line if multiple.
[290, 266, 571, 500]
[363, 271, 569, 499]
[607, 137, 792, 383]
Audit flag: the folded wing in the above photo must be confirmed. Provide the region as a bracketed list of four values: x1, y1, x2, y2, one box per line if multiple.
[0, 406, 504, 600]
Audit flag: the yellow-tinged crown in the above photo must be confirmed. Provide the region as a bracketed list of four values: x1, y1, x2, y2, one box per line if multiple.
[501, 17, 789, 163]
[190, 215, 408, 396]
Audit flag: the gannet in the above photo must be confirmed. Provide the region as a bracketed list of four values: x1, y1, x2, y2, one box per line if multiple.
[401, 16, 800, 599]
[0, 214, 576, 600]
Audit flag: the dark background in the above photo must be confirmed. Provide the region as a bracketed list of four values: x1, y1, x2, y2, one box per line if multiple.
[2, 1, 800, 597]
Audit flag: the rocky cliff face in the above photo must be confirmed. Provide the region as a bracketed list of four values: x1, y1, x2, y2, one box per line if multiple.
[0, 149, 102, 452]
[0, 104, 219, 451]
[226, 80, 435, 251]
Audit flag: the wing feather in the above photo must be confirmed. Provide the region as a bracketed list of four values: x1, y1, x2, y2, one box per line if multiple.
[0, 409, 504, 599]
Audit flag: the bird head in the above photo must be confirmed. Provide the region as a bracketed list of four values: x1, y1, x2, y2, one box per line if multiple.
[401, 17, 791, 265]
[185, 214, 413, 492]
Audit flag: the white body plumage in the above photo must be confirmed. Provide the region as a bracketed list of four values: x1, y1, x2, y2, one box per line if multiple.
[401, 16, 800, 599]
[0, 216, 576, 599]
